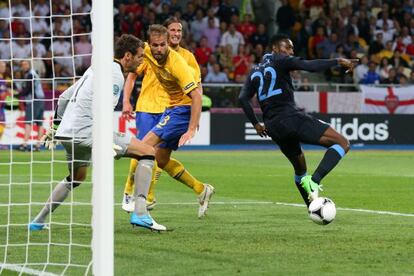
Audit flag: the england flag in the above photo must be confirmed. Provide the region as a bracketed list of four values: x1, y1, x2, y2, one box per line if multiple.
[361, 85, 414, 114]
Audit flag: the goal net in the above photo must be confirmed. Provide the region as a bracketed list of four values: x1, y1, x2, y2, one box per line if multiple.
[0, 0, 113, 275]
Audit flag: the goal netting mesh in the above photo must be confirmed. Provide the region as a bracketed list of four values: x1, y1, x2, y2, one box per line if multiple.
[0, 0, 98, 274]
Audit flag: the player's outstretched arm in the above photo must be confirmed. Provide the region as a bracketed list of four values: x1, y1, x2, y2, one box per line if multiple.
[178, 87, 202, 147]
[286, 57, 358, 73]
[42, 83, 76, 150]
[122, 72, 138, 120]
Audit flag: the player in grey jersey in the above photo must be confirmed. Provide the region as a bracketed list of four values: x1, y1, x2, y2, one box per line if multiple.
[29, 34, 167, 232]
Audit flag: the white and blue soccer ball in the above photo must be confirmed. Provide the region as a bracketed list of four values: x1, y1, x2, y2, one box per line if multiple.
[308, 197, 336, 225]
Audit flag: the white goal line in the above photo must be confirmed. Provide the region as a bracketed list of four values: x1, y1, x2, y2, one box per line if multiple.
[114, 201, 414, 218]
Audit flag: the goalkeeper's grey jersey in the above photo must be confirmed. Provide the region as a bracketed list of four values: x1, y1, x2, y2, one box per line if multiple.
[56, 61, 125, 139]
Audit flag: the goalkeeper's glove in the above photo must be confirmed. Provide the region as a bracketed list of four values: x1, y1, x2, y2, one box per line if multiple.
[42, 124, 59, 150]
[113, 143, 122, 159]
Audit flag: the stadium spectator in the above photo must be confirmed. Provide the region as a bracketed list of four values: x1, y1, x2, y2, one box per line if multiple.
[74, 35, 92, 74]
[31, 12, 50, 36]
[399, 74, 408, 85]
[190, 9, 207, 43]
[380, 67, 399, 84]
[15, 61, 45, 152]
[360, 61, 380, 84]
[202, 8, 220, 28]
[0, 33, 11, 59]
[76, 0, 92, 13]
[276, 0, 296, 36]
[308, 26, 326, 59]
[204, 63, 229, 83]
[253, 43, 264, 64]
[33, 0, 50, 16]
[11, 0, 29, 17]
[148, 0, 163, 15]
[237, 14, 256, 43]
[401, 26, 412, 46]
[357, 9, 371, 44]
[379, 57, 392, 80]
[194, 36, 212, 66]
[120, 12, 143, 38]
[216, 0, 239, 24]
[52, 36, 74, 77]
[218, 44, 234, 72]
[11, 18, 28, 37]
[250, 23, 268, 49]
[158, 3, 171, 24]
[317, 33, 339, 59]
[377, 40, 394, 61]
[206, 53, 218, 74]
[202, 17, 220, 50]
[12, 39, 31, 59]
[252, 0, 276, 38]
[53, 17, 72, 36]
[390, 50, 410, 68]
[298, 77, 312, 92]
[220, 23, 244, 56]
[232, 44, 251, 80]
[182, 2, 196, 22]
[368, 32, 385, 56]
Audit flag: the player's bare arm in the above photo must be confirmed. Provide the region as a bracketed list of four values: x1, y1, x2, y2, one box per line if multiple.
[122, 72, 138, 120]
[178, 87, 202, 147]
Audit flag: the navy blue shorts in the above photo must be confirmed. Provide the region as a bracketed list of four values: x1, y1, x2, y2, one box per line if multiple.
[151, 106, 191, 150]
[135, 112, 163, 140]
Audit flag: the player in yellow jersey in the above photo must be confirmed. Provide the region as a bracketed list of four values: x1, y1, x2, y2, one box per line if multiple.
[122, 22, 214, 218]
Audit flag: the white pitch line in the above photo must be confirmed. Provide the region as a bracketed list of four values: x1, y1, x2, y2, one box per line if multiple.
[0, 263, 58, 276]
[118, 201, 414, 217]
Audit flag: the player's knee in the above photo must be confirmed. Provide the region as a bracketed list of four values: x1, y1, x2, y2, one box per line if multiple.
[156, 157, 169, 169]
[65, 175, 82, 189]
[339, 137, 350, 153]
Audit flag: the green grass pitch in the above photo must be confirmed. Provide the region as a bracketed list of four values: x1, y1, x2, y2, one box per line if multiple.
[0, 149, 413, 275]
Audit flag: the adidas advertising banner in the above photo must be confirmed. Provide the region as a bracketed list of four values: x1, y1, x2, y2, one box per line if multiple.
[211, 113, 414, 145]
[1, 111, 210, 145]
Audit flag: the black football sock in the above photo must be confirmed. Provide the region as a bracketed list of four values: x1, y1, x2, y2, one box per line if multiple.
[294, 173, 310, 207]
[312, 145, 346, 184]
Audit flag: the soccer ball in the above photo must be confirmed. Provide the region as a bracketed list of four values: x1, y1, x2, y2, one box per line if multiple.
[308, 197, 336, 225]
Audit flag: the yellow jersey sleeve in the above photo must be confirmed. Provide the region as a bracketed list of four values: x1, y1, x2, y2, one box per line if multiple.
[176, 47, 201, 83]
[168, 52, 197, 95]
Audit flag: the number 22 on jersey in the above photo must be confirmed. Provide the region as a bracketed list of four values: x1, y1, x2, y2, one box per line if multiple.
[251, 67, 282, 101]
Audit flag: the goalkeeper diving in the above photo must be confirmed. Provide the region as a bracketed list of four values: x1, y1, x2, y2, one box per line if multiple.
[30, 34, 167, 232]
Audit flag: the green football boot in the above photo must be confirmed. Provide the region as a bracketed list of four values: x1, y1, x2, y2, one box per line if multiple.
[300, 175, 321, 201]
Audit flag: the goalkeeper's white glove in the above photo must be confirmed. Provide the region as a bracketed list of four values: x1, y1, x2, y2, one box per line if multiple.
[113, 143, 122, 159]
[42, 124, 59, 150]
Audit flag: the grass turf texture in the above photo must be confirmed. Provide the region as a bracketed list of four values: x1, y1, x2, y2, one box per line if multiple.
[0, 150, 413, 275]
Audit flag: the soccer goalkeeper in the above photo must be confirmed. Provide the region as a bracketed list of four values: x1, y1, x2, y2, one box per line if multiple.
[29, 34, 167, 232]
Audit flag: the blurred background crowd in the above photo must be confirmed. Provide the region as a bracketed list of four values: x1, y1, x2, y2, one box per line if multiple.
[1, 0, 414, 147]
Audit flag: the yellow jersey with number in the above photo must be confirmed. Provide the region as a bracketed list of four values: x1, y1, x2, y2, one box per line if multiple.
[135, 44, 201, 111]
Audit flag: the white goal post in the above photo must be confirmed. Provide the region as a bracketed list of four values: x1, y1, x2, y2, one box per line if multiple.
[91, 0, 114, 275]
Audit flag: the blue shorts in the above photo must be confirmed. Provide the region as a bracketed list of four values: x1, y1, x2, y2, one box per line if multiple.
[135, 112, 163, 140]
[151, 106, 191, 150]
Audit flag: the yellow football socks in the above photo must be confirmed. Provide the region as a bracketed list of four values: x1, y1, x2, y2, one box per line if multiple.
[163, 158, 204, 194]
[147, 166, 161, 202]
[123, 159, 137, 195]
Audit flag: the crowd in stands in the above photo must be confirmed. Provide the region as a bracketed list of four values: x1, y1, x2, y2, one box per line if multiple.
[0, 0, 92, 82]
[0, 0, 414, 90]
[113, 0, 414, 86]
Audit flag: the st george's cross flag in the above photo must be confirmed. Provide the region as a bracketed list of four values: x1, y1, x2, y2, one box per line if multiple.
[361, 85, 414, 114]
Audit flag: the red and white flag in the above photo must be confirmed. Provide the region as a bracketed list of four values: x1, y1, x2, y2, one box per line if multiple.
[361, 85, 414, 114]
